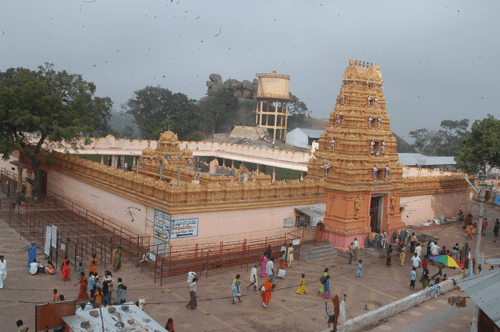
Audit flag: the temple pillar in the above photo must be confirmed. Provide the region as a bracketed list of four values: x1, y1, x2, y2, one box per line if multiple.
[222, 158, 226, 167]
[100, 155, 104, 164]
[272, 167, 276, 183]
[25, 169, 33, 198]
[231, 160, 234, 168]
[133, 156, 137, 166]
[17, 167, 23, 193]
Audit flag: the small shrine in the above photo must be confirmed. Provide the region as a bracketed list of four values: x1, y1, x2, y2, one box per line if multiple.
[307, 59, 405, 249]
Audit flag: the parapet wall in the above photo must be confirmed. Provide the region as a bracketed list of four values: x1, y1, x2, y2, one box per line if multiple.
[47, 152, 326, 214]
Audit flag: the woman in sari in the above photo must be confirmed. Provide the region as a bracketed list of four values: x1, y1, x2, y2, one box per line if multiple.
[89, 253, 98, 275]
[296, 274, 307, 294]
[76, 272, 89, 301]
[231, 274, 242, 304]
[112, 246, 122, 272]
[421, 270, 430, 290]
[61, 257, 71, 281]
[186, 277, 198, 309]
[94, 287, 103, 307]
[259, 254, 268, 278]
[45, 261, 56, 275]
[287, 244, 294, 267]
[323, 275, 331, 299]
[260, 278, 273, 308]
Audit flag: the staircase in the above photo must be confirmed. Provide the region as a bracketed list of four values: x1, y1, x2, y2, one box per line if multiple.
[299, 242, 338, 262]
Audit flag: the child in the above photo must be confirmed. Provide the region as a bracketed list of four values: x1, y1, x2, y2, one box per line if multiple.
[296, 274, 307, 294]
[76, 262, 84, 276]
[279, 251, 286, 270]
[323, 275, 331, 299]
[53, 289, 59, 302]
[231, 274, 242, 304]
[357, 260, 363, 277]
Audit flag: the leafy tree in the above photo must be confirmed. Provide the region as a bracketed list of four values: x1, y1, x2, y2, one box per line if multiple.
[455, 115, 500, 174]
[88, 96, 115, 137]
[122, 85, 200, 140]
[409, 119, 470, 156]
[288, 93, 310, 117]
[198, 89, 239, 133]
[0, 63, 104, 197]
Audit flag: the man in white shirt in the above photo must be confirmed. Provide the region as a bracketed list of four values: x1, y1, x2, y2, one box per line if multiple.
[247, 263, 258, 291]
[0, 255, 6, 289]
[353, 238, 359, 260]
[415, 243, 422, 258]
[266, 257, 275, 287]
[411, 253, 421, 268]
[431, 244, 440, 256]
[29, 259, 43, 275]
[76, 303, 87, 313]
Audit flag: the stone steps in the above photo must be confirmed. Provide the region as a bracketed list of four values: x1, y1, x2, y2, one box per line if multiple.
[299, 242, 338, 262]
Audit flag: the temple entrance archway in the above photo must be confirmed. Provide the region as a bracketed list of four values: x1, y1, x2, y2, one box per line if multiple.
[369, 195, 385, 233]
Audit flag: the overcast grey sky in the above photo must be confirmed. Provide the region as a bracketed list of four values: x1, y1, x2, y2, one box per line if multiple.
[1, 0, 499, 140]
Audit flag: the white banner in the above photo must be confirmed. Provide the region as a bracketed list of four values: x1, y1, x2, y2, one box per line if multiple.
[51, 225, 58, 248]
[44, 226, 52, 256]
[171, 218, 198, 239]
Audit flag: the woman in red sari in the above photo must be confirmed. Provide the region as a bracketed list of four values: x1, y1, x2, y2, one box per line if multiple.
[76, 272, 89, 302]
[61, 257, 71, 281]
[260, 278, 273, 308]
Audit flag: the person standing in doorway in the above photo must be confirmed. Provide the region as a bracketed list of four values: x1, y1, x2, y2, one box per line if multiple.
[287, 244, 294, 268]
[0, 255, 7, 289]
[348, 242, 354, 265]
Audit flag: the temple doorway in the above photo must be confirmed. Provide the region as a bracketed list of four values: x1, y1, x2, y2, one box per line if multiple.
[369, 195, 384, 233]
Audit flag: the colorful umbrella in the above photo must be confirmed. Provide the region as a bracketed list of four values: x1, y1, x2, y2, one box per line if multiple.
[429, 255, 464, 268]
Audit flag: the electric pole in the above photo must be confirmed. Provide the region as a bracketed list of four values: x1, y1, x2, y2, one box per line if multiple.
[473, 169, 486, 274]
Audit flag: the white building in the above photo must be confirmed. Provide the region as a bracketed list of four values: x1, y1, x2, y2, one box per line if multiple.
[286, 128, 324, 148]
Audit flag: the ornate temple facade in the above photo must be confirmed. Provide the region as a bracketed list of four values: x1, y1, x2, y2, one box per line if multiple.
[308, 59, 405, 248]
[2, 60, 474, 251]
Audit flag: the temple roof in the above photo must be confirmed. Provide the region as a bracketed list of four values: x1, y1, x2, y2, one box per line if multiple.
[159, 130, 179, 144]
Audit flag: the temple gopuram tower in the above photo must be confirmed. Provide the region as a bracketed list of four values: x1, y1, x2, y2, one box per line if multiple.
[308, 59, 405, 250]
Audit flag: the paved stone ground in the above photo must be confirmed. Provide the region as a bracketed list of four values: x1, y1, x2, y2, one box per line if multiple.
[1, 197, 499, 332]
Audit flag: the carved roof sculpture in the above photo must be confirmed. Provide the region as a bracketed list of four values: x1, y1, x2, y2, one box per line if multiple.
[308, 59, 403, 192]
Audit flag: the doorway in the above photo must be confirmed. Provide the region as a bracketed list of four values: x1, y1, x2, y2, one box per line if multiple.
[369, 195, 384, 233]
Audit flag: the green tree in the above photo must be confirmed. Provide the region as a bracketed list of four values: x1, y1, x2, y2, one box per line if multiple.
[286, 93, 310, 132]
[0, 63, 104, 197]
[198, 89, 239, 133]
[455, 115, 500, 174]
[409, 119, 470, 156]
[122, 86, 200, 140]
[88, 96, 115, 137]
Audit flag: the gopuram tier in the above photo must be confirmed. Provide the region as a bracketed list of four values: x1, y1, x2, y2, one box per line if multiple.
[308, 59, 405, 250]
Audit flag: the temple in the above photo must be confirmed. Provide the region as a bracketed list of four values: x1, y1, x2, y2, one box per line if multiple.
[1, 60, 474, 253]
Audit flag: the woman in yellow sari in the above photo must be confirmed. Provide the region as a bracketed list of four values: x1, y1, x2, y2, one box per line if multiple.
[89, 253, 98, 275]
[296, 274, 307, 294]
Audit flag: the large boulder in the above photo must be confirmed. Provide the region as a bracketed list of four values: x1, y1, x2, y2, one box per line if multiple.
[209, 73, 222, 84]
[210, 85, 224, 94]
[206, 81, 217, 89]
[230, 79, 242, 90]
[243, 89, 252, 99]
[242, 80, 253, 91]
[223, 79, 232, 90]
